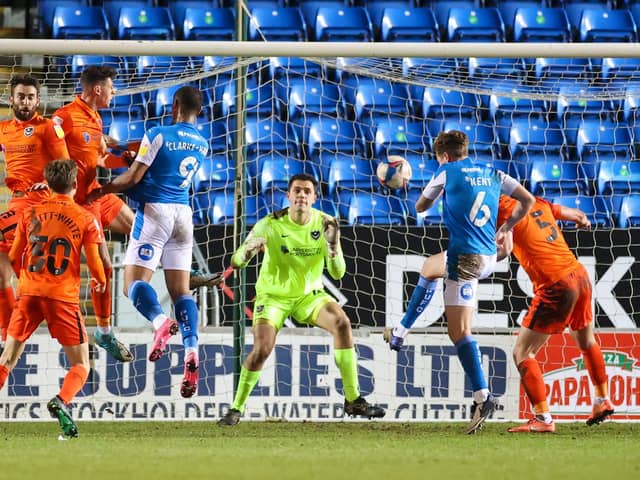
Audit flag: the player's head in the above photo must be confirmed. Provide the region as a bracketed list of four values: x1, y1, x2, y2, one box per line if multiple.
[433, 130, 469, 164]
[172, 86, 203, 122]
[9, 74, 41, 121]
[287, 174, 318, 213]
[44, 159, 78, 195]
[80, 65, 116, 109]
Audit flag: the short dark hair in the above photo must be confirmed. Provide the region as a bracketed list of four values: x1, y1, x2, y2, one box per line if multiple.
[80, 65, 117, 90]
[44, 159, 77, 194]
[10, 74, 40, 95]
[174, 85, 203, 116]
[287, 173, 318, 191]
[433, 130, 469, 160]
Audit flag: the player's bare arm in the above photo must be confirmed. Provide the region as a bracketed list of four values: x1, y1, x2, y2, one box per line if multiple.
[86, 160, 149, 203]
[557, 205, 592, 230]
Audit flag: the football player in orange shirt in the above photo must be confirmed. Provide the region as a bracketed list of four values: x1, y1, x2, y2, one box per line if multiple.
[0, 159, 106, 438]
[52, 66, 134, 362]
[0, 74, 70, 345]
[384, 196, 612, 432]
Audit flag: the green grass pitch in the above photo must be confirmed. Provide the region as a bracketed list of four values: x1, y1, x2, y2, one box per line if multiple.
[0, 421, 638, 480]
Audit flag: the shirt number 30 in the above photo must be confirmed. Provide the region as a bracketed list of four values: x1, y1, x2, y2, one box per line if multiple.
[28, 235, 71, 276]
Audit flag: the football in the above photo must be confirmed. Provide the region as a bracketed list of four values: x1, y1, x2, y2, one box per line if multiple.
[376, 155, 412, 189]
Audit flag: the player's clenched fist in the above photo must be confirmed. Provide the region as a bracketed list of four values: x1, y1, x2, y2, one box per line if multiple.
[242, 234, 266, 263]
[322, 215, 340, 258]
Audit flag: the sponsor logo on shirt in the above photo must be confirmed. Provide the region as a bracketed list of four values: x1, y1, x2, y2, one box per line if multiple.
[310, 230, 320, 240]
[23, 126, 34, 137]
[138, 243, 154, 261]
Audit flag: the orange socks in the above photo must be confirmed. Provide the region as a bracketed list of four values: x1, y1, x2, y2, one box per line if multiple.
[582, 343, 609, 398]
[0, 364, 9, 390]
[518, 358, 549, 415]
[58, 364, 89, 404]
[0, 287, 16, 341]
[92, 268, 112, 328]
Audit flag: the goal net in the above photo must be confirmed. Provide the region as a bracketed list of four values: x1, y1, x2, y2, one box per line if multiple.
[0, 39, 638, 423]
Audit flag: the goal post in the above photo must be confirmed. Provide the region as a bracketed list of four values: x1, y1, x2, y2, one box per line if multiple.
[0, 39, 638, 423]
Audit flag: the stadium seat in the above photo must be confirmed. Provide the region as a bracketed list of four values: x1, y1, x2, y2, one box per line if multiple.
[354, 80, 412, 121]
[287, 78, 343, 123]
[193, 154, 235, 193]
[617, 194, 640, 227]
[404, 156, 439, 192]
[222, 78, 276, 118]
[402, 58, 459, 92]
[490, 90, 547, 145]
[249, 7, 307, 41]
[37, 0, 88, 36]
[151, 83, 211, 123]
[110, 80, 147, 120]
[534, 58, 594, 92]
[135, 56, 192, 84]
[103, 0, 154, 32]
[245, 116, 299, 165]
[442, 119, 498, 159]
[405, 189, 444, 226]
[563, 1, 606, 36]
[364, 1, 416, 32]
[314, 7, 373, 42]
[580, 8, 638, 42]
[601, 58, 640, 90]
[196, 119, 229, 154]
[299, 0, 349, 31]
[117, 7, 176, 40]
[447, 7, 506, 42]
[550, 195, 613, 228]
[556, 85, 611, 145]
[268, 57, 323, 80]
[576, 119, 633, 178]
[468, 57, 526, 82]
[71, 55, 123, 79]
[432, 0, 478, 30]
[169, 1, 220, 32]
[52, 6, 109, 39]
[307, 118, 364, 181]
[596, 160, 640, 196]
[498, 1, 548, 30]
[509, 119, 566, 177]
[108, 120, 147, 148]
[422, 87, 480, 126]
[513, 7, 572, 42]
[260, 157, 312, 192]
[345, 191, 406, 225]
[373, 118, 430, 159]
[529, 160, 588, 196]
[327, 158, 376, 195]
[380, 7, 439, 42]
[199, 192, 268, 225]
[183, 7, 235, 41]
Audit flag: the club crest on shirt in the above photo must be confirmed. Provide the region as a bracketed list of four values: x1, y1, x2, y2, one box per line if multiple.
[256, 305, 264, 313]
[460, 283, 474, 301]
[310, 230, 321, 240]
[138, 243, 154, 261]
[23, 126, 34, 137]
[281, 245, 289, 254]
[83, 132, 90, 143]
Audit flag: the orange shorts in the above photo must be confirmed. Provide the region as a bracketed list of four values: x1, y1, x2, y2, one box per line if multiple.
[8, 295, 86, 346]
[0, 190, 51, 253]
[522, 264, 593, 335]
[81, 192, 126, 229]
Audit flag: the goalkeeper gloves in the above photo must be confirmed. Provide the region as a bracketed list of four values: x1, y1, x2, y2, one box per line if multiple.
[323, 215, 340, 258]
[241, 235, 266, 263]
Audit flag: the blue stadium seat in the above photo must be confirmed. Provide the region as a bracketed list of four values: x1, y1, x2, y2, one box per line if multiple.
[169, 1, 220, 32]
[103, 0, 154, 32]
[201, 120, 229, 154]
[328, 158, 377, 195]
[314, 7, 373, 41]
[245, 117, 299, 166]
[222, 78, 276, 118]
[108, 119, 147, 147]
[307, 118, 364, 180]
[498, 1, 549, 31]
[135, 56, 192, 84]
[432, 0, 478, 29]
[38, 0, 88, 35]
[117, 7, 176, 40]
[380, 7, 439, 42]
[268, 57, 323, 80]
[447, 7, 505, 42]
[183, 7, 235, 41]
[405, 189, 444, 226]
[373, 118, 430, 159]
[550, 195, 613, 228]
[404, 156, 439, 192]
[110, 80, 147, 120]
[597, 160, 640, 196]
[468, 57, 526, 82]
[287, 78, 343, 123]
[529, 160, 588, 196]
[442, 119, 498, 159]
[198, 192, 269, 226]
[345, 191, 406, 225]
[509, 119, 565, 177]
[249, 7, 307, 41]
[618, 194, 640, 227]
[52, 6, 109, 39]
[580, 8, 637, 42]
[364, 1, 416, 31]
[563, 2, 606, 36]
[576, 119, 633, 178]
[193, 154, 235, 193]
[260, 157, 311, 192]
[201, 55, 235, 109]
[534, 58, 593, 92]
[422, 87, 480, 127]
[71, 55, 123, 78]
[402, 58, 459, 91]
[490, 90, 547, 145]
[151, 83, 211, 123]
[556, 85, 611, 145]
[354, 80, 412, 121]
[601, 58, 640, 90]
[513, 7, 572, 42]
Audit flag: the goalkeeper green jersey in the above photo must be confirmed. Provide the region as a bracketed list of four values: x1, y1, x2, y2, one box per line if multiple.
[232, 208, 345, 298]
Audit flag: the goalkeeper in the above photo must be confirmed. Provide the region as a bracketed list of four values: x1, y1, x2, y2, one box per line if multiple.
[218, 174, 385, 425]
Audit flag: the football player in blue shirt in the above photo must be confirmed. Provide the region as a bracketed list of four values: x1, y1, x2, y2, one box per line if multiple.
[87, 85, 208, 399]
[413, 130, 534, 433]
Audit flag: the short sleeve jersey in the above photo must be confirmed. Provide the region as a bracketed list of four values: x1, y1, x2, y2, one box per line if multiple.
[251, 208, 335, 297]
[422, 157, 518, 258]
[127, 123, 208, 205]
[52, 97, 104, 204]
[16, 194, 104, 303]
[0, 114, 69, 192]
[498, 196, 580, 290]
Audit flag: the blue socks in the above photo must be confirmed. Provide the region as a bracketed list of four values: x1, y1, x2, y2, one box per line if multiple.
[128, 280, 163, 322]
[401, 276, 437, 329]
[455, 335, 488, 392]
[175, 294, 199, 349]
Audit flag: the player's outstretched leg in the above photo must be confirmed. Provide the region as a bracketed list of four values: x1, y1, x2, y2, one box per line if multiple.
[149, 318, 179, 362]
[188, 269, 224, 290]
[344, 397, 386, 419]
[94, 330, 134, 362]
[47, 395, 78, 438]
